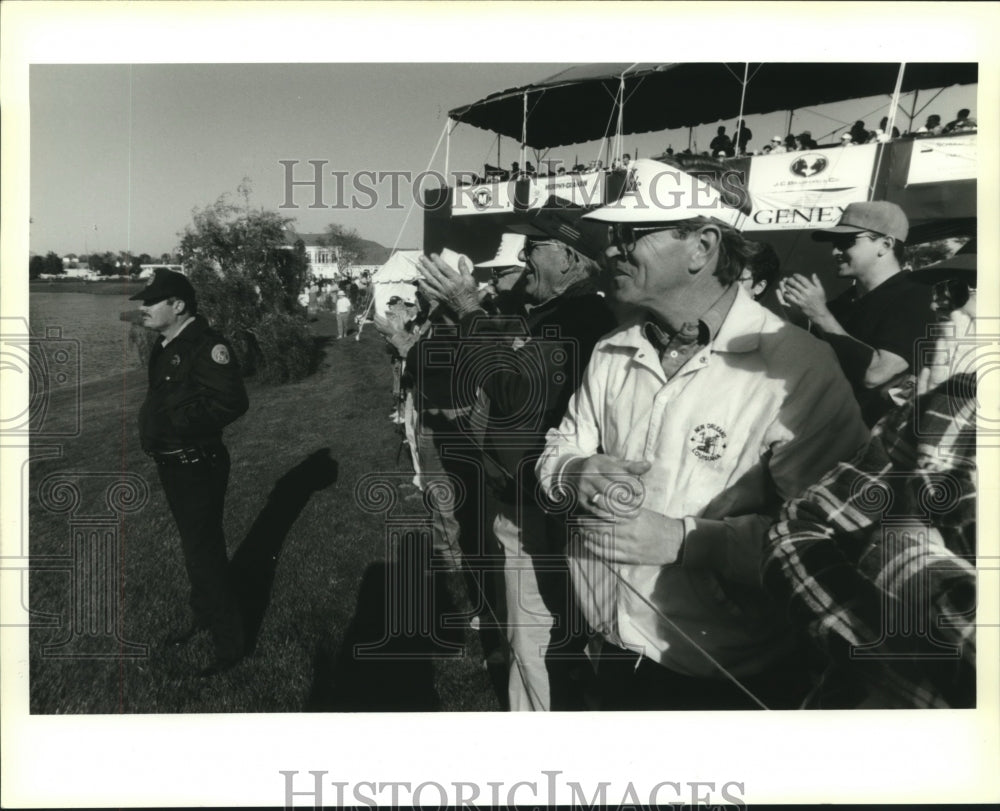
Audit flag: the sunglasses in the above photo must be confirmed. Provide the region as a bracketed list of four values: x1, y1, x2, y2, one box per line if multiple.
[609, 223, 684, 255]
[828, 232, 879, 251]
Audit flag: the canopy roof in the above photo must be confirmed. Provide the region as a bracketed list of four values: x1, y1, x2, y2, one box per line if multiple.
[449, 63, 978, 149]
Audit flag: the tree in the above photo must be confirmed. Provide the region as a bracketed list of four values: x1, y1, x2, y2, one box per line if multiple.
[29, 255, 46, 279]
[176, 185, 315, 383]
[89, 252, 116, 275]
[906, 238, 967, 270]
[323, 223, 364, 272]
[42, 251, 65, 275]
[133, 253, 153, 275]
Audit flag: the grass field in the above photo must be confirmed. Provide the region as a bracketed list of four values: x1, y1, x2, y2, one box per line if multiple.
[28, 312, 503, 713]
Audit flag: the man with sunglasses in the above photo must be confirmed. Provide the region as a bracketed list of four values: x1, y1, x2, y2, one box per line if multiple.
[780, 201, 934, 426]
[417, 199, 616, 711]
[536, 158, 867, 710]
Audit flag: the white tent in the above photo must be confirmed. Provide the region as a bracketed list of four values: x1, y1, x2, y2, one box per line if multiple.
[370, 249, 423, 314]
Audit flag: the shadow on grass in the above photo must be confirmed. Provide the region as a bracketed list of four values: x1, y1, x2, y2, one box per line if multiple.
[306, 548, 468, 712]
[230, 447, 338, 653]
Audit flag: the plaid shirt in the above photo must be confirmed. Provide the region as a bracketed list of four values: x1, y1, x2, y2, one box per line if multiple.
[764, 370, 976, 708]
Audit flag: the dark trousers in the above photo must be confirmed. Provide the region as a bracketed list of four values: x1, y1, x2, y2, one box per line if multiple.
[157, 444, 244, 662]
[595, 642, 812, 711]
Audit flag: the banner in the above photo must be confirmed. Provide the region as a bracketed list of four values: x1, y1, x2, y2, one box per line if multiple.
[744, 144, 877, 231]
[452, 179, 516, 217]
[906, 136, 977, 185]
[529, 170, 605, 209]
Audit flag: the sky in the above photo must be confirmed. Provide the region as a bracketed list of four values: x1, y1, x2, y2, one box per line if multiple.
[29, 62, 977, 258]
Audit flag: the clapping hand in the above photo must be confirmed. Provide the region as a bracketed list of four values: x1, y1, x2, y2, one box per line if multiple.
[416, 254, 481, 318]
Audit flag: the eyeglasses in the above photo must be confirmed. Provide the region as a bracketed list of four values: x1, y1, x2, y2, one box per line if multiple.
[609, 223, 683, 255]
[828, 232, 879, 251]
[737, 272, 754, 285]
[523, 240, 561, 255]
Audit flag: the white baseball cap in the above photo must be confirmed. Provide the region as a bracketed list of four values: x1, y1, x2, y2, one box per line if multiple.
[582, 158, 749, 229]
[475, 233, 527, 268]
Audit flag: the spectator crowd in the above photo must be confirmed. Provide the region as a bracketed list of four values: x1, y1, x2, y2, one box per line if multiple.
[373, 154, 978, 712]
[458, 108, 977, 183]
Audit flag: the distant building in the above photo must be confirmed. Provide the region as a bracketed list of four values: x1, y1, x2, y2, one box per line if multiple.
[138, 264, 185, 280]
[284, 232, 340, 280]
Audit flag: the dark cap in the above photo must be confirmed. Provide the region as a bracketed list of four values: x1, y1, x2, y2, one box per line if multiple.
[129, 267, 196, 305]
[508, 196, 608, 260]
[812, 201, 909, 243]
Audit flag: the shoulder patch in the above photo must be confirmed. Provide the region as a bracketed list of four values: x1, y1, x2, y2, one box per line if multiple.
[211, 344, 231, 365]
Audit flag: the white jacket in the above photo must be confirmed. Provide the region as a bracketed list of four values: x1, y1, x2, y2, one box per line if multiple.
[537, 286, 868, 677]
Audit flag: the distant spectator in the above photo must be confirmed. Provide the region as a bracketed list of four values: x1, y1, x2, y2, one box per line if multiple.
[840, 132, 854, 147]
[761, 144, 773, 155]
[622, 153, 632, 170]
[709, 125, 735, 157]
[784, 134, 798, 152]
[525, 161, 536, 176]
[665, 145, 674, 155]
[943, 108, 977, 133]
[849, 120, 870, 144]
[796, 131, 818, 150]
[916, 113, 942, 135]
[769, 135, 787, 154]
[335, 290, 352, 339]
[878, 117, 900, 139]
[735, 120, 753, 154]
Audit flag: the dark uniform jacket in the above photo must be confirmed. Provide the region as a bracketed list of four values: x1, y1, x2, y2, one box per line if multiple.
[138, 316, 249, 452]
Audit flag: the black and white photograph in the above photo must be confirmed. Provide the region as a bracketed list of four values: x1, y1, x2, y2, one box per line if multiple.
[2, 2, 998, 808]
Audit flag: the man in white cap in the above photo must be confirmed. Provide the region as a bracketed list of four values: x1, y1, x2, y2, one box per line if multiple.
[536, 157, 868, 710]
[769, 135, 787, 154]
[335, 289, 352, 339]
[780, 200, 934, 426]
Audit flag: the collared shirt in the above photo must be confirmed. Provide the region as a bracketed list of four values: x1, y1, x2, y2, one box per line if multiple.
[763, 371, 976, 708]
[643, 283, 737, 379]
[161, 315, 196, 347]
[536, 284, 869, 678]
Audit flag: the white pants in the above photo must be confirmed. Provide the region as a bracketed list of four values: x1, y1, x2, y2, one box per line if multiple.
[493, 504, 557, 711]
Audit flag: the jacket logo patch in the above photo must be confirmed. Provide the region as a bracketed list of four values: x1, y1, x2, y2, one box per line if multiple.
[211, 344, 231, 365]
[689, 423, 727, 461]
[170, 354, 181, 366]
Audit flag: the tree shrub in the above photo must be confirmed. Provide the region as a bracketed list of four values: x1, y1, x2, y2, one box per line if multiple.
[176, 187, 316, 383]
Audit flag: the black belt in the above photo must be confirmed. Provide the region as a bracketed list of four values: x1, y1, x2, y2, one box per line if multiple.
[145, 443, 222, 466]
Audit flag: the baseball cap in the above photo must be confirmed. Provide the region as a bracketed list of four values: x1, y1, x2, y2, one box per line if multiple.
[582, 158, 749, 229]
[475, 233, 527, 268]
[812, 201, 909, 242]
[509, 195, 609, 259]
[129, 267, 196, 305]
[771, 135, 783, 143]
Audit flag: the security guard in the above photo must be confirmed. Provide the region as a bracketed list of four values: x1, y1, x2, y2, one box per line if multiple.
[130, 268, 249, 676]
